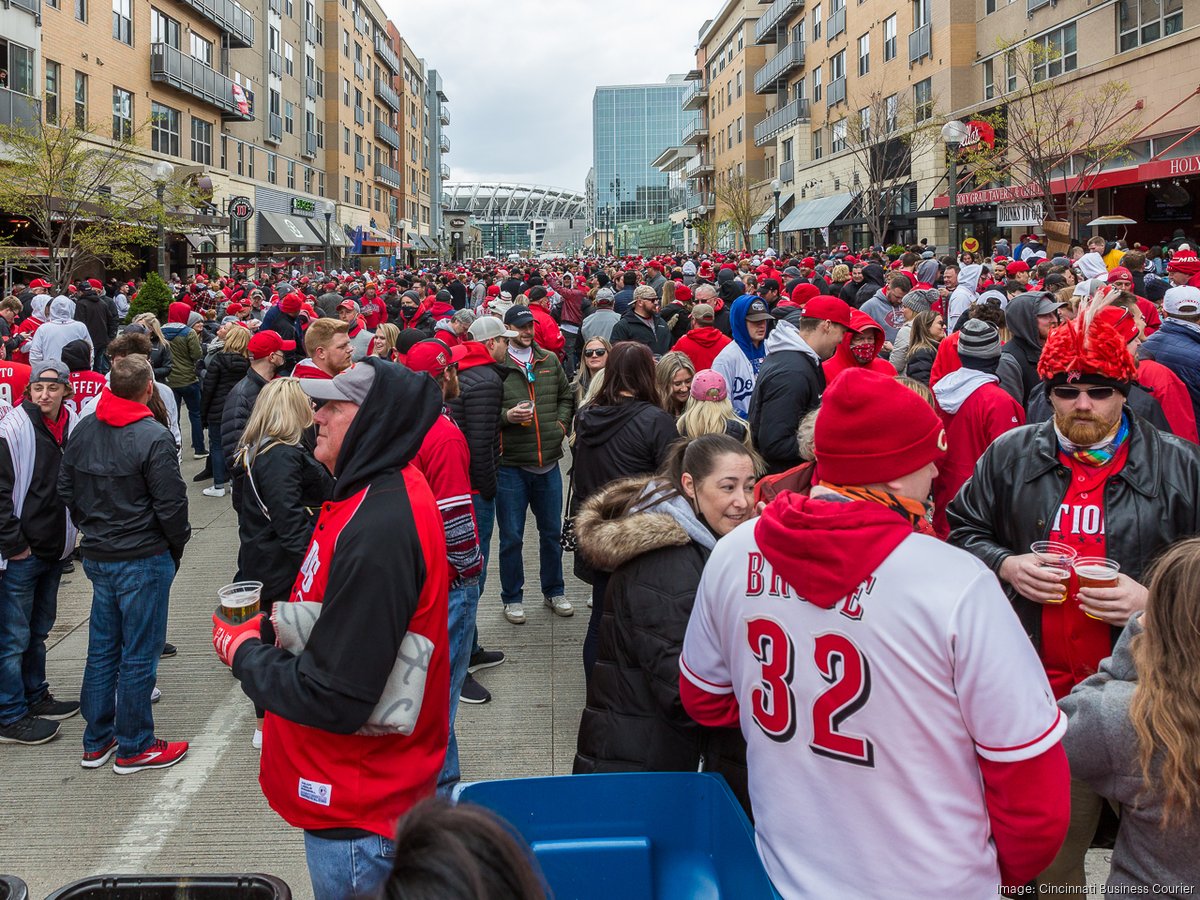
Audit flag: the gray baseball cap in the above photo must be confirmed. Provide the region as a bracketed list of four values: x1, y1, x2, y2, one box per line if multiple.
[30, 360, 70, 384]
[468, 316, 517, 341]
[299, 363, 376, 405]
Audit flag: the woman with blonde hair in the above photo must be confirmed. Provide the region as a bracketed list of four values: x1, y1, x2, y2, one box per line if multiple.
[199, 323, 251, 497]
[234, 377, 333, 748]
[371, 322, 402, 360]
[676, 369, 750, 447]
[1060, 537, 1200, 890]
[132, 312, 172, 382]
[655, 351, 695, 417]
[573, 336, 610, 409]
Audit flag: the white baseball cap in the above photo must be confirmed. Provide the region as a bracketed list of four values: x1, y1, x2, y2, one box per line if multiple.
[1164, 285, 1200, 317]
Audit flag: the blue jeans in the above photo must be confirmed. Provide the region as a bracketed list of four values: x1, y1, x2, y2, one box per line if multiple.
[496, 465, 563, 606]
[80, 552, 175, 757]
[208, 423, 227, 486]
[304, 831, 395, 900]
[470, 494, 496, 656]
[0, 555, 63, 725]
[172, 382, 205, 455]
[438, 580, 480, 795]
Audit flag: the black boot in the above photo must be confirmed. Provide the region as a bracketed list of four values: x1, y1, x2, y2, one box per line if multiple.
[192, 463, 213, 482]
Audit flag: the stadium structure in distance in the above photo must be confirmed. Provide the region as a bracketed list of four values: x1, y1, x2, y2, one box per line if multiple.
[444, 182, 588, 255]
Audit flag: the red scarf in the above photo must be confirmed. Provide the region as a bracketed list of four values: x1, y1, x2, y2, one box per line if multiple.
[42, 405, 68, 445]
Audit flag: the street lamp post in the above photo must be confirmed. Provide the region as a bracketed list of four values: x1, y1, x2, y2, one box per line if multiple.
[696, 205, 707, 252]
[941, 120, 971, 258]
[150, 160, 175, 281]
[771, 178, 782, 254]
[321, 199, 335, 273]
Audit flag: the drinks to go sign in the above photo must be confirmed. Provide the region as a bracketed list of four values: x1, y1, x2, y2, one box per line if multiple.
[228, 196, 254, 222]
[997, 200, 1046, 229]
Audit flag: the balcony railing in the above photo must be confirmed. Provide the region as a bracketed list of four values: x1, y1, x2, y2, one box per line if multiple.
[779, 158, 795, 183]
[374, 162, 401, 189]
[0, 87, 40, 130]
[353, 13, 369, 35]
[687, 192, 716, 212]
[304, 76, 317, 100]
[353, 60, 366, 81]
[826, 6, 846, 40]
[682, 119, 709, 144]
[1027, 0, 1051, 12]
[375, 119, 401, 149]
[439, 163, 450, 180]
[269, 51, 282, 78]
[439, 107, 449, 126]
[684, 153, 714, 177]
[754, 0, 804, 44]
[682, 79, 709, 111]
[909, 23, 931, 63]
[303, 132, 317, 158]
[354, 151, 365, 172]
[374, 35, 401, 74]
[267, 113, 282, 142]
[753, 97, 809, 145]
[438, 133, 450, 153]
[304, 20, 318, 45]
[754, 41, 805, 94]
[826, 75, 846, 107]
[178, 0, 254, 46]
[150, 43, 253, 120]
[374, 77, 399, 110]
[354, 107, 365, 126]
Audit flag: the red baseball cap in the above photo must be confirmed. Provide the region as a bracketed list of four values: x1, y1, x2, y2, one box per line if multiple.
[800, 295, 854, 328]
[248, 330, 296, 359]
[405, 340, 466, 376]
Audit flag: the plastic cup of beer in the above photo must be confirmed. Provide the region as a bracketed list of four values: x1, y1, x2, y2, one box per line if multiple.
[516, 400, 534, 427]
[1030, 541, 1076, 603]
[218, 581, 263, 625]
[1074, 558, 1120, 620]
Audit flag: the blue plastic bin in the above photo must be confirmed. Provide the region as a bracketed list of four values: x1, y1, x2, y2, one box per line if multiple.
[458, 772, 781, 899]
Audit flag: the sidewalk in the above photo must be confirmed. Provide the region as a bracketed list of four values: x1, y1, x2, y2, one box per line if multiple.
[0, 453, 588, 898]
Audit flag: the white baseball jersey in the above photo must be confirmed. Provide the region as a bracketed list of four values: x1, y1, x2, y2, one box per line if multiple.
[680, 524, 1064, 899]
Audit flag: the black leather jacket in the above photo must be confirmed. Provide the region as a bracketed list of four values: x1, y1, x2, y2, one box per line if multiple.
[947, 415, 1200, 649]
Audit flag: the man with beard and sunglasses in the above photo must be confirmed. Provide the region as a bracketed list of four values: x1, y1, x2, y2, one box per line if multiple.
[948, 312, 1200, 892]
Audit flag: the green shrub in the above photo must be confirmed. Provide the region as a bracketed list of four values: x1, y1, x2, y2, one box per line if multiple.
[126, 271, 172, 323]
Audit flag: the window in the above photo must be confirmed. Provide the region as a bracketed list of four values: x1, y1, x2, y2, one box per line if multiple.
[284, 100, 294, 133]
[884, 15, 897, 60]
[111, 87, 132, 139]
[913, 77, 932, 122]
[813, 65, 822, 103]
[914, 0, 930, 28]
[287, 159, 296, 189]
[316, 118, 325, 148]
[736, 115, 743, 144]
[736, 70, 743, 98]
[151, 9, 180, 47]
[342, 77, 350, 105]
[319, 171, 325, 197]
[342, 29, 349, 57]
[354, 87, 362, 111]
[794, 76, 806, 101]
[73, 71, 87, 129]
[813, 127, 823, 160]
[793, 20, 804, 44]
[1119, 0, 1183, 52]
[150, 102, 180, 156]
[885, 93, 898, 132]
[284, 43, 294, 76]
[727, 123, 733, 150]
[112, 0, 131, 44]
[857, 33, 869, 75]
[1005, 50, 1017, 92]
[247, 146, 254, 179]
[267, 152, 277, 184]
[983, 59, 995, 100]
[831, 49, 845, 80]
[190, 117, 212, 164]
[726, 81, 732, 104]
[354, 181, 363, 205]
[343, 126, 350, 153]
[316, 15, 324, 45]
[832, 119, 847, 153]
[284, 0, 291, 16]
[859, 106, 870, 139]
[782, 137, 793, 161]
[45, 62, 60, 124]
[1032, 24, 1077, 82]
[75, 0, 86, 22]
[190, 33, 213, 66]
[812, 4, 821, 40]
[304, 167, 313, 193]
[5, 43, 34, 96]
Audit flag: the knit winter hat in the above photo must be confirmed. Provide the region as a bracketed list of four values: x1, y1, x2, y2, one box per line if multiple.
[1037, 314, 1138, 394]
[901, 289, 936, 313]
[690, 369, 728, 402]
[957, 320, 1001, 360]
[1168, 246, 1200, 275]
[814, 368, 946, 486]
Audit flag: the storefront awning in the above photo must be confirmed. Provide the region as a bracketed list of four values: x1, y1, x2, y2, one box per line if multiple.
[416, 235, 438, 251]
[749, 208, 775, 236]
[778, 192, 856, 233]
[310, 220, 351, 247]
[259, 211, 320, 246]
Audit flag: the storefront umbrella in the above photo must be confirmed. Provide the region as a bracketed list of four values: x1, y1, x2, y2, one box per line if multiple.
[1086, 215, 1138, 227]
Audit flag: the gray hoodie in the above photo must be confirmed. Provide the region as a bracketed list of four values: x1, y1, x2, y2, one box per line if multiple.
[1059, 616, 1200, 890]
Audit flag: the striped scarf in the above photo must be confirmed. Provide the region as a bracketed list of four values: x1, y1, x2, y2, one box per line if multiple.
[1055, 413, 1130, 466]
[815, 481, 936, 536]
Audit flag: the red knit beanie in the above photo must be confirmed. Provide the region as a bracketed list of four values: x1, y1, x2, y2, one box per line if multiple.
[814, 368, 946, 485]
[280, 292, 303, 315]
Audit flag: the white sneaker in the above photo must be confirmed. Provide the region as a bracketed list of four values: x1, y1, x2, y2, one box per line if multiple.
[202, 486, 226, 498]
[544, 595, 574, 617]
[151, 686, 161, 703]
[252, 728, 262, 750]
[503, 603, 526, 625]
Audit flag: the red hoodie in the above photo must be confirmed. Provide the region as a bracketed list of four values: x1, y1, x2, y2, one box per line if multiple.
[456, 340, 497, 372]
[822, 315, 894, 384]
[1138, 358, 1198, 443]
[529, 303, 565, 359]
[95, 388, 154, 426]
[672, 326, 731, 371]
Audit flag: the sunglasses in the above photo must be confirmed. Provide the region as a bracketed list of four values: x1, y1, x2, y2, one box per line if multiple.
[583, 348, 607, 358]
[1050, 386, 1117, 401]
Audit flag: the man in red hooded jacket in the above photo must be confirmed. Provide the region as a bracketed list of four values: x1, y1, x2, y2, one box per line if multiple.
[680, 367, 1069, 898]
[671, 303, 730, 371]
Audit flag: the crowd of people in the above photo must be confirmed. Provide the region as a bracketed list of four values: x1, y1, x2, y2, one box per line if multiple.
[2, 227, 1200, 898]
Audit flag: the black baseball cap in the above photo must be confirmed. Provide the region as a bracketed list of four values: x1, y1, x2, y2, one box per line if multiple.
[504, 306, 535, 327]
[745, 299, 773, 322]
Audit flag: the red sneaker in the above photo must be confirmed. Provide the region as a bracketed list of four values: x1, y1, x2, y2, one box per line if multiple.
[112, 738, 188, 775]
[80, 738, 118, 769]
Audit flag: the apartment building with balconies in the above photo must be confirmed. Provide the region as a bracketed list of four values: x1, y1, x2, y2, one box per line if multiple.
[424, 67, 448, 253]
[395, 38, 433, 253]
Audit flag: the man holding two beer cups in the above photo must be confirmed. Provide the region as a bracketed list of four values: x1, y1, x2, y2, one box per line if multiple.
[948, 306, 1200, 892]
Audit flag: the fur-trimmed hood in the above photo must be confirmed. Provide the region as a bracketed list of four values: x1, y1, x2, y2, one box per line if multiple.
[575, 475, 716, 571]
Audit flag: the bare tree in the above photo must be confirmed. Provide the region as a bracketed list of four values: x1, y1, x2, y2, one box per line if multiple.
[959, 38, 1142, 231]
[715, 174, 769, 251]
[0, 115, 200, 287]
[838, 82, 941, 248]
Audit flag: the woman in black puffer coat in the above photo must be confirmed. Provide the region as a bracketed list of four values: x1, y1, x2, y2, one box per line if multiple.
[571, 342, 680, 680]
[200, 324, 251, 495]
[572, 434, 756, 815]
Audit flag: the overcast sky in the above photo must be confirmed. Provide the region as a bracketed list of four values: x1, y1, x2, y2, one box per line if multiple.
[381, 0, 701, 193]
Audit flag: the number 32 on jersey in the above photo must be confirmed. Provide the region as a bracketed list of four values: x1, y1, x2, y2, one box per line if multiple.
[747, 618, 876, 768]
